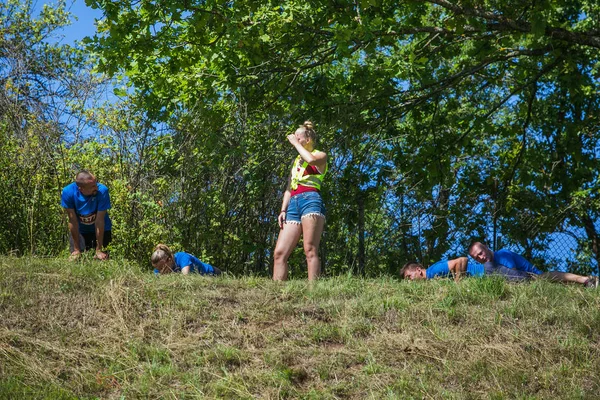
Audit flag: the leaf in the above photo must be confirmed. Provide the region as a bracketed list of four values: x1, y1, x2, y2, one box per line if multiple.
[531, 14, 547, 38]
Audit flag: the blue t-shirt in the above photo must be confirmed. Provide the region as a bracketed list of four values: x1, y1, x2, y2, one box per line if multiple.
[493, 249, 542, 275]
[172, 252, 216, 275]
[426, 260, 484, 279]
[61, 182, 112, 234]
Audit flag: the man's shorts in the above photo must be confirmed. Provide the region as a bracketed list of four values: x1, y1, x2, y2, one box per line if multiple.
[69, 231, 112, 252]
[484, 261, 532, 282]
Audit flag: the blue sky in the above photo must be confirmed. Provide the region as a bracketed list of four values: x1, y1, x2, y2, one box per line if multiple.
[32, 1, 113, 139]
[50, 0, 103, 44]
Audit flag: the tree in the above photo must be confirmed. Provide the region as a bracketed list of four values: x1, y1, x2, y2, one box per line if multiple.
[0, 0, 103, 254]
[82, 0, 600, 273]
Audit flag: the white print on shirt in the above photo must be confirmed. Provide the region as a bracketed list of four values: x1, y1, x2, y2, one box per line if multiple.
[79, 212, 97, 225]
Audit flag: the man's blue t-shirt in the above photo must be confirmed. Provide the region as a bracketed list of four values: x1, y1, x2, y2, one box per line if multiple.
[493, 249, 542, 275]
[61, 182, 112, 234]
[173, 252, 216, 275]
[426, 260, 484, 279]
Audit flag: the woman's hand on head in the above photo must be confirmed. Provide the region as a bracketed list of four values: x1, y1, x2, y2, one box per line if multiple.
[287, 134, 300, 146]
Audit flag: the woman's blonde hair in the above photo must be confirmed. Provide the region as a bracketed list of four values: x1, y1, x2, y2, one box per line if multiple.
[299, 120, 317, 144]
[151, 244, 173, 264]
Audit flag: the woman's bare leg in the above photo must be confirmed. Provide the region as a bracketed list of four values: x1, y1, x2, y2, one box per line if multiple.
[273, 223, 302, 281]
[301, 215, 325, 281]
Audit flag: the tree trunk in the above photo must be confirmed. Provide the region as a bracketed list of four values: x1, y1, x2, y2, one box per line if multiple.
[357, 194, 365, 276]
[582, 213, 600, 276]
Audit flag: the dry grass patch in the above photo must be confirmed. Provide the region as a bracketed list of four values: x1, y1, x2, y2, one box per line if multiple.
[1, 256, 600, 398]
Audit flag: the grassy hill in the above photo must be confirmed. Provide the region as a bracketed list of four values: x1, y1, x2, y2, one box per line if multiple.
[1, 256, 599, 399]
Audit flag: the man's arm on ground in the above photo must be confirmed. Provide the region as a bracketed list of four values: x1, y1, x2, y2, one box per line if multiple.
[94, 211, 108, 259]
[448, 257, 468, 282]
[65, 209, 81, 254]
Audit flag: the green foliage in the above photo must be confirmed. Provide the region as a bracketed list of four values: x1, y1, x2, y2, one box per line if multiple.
[0, 0, 102, 255]
[80, 0, 600, 273]
[1, 0, 600, 276]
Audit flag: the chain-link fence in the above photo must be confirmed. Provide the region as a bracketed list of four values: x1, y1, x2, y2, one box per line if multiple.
[375, 187, 600, 276]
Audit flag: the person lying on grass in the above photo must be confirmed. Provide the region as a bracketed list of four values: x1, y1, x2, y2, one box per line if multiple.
[400, 253, 598, 287]
[400, 257, 483, 281]
[401, 257, 537, 282]
[468, 241, 598, 287]
[151, 244, 221, 276]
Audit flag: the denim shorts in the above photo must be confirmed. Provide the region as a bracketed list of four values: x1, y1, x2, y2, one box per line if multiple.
[285, 191, 326, 224]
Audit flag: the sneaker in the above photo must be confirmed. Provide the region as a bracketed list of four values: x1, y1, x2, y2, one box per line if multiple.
[584, 276, 599, 288]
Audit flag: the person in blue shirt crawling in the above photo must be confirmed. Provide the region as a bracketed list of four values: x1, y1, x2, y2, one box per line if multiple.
[61, 170, 112, 261]
[468, 241, 598, 287]
[151, 244, 221, 276]
[400, 257, 483, 281]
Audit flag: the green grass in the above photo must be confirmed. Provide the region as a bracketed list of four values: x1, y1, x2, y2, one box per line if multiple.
[1, 256, 600, 399]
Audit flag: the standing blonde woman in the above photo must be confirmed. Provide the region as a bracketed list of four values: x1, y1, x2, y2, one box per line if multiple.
[273, 121, 327, 281]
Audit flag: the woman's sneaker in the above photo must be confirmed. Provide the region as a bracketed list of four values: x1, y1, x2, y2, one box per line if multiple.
[584, 276, 599, 288]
